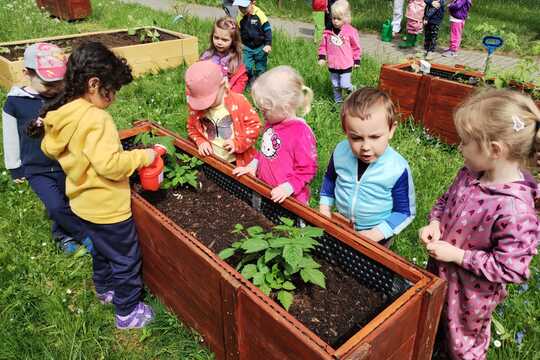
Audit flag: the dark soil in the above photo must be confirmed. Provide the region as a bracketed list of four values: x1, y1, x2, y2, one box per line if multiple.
[138, 174, 387, 348]
[1, 30, 181, 61]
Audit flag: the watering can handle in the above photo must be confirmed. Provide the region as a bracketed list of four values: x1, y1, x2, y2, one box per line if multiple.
[482, 36, 504, 55]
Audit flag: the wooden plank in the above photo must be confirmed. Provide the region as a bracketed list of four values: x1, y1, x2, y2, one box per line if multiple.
[412, 277, 447, 360]
[220, 275, 241, 360]
[236, 287, 333, 360]
[378, 63, 422, 122]
[340, 291, 423, 360]
[413, 75, 433, 128]
[0, 27, 198, 90]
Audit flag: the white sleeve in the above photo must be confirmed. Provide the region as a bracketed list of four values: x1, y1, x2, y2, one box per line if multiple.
[2, 109, 22, 170]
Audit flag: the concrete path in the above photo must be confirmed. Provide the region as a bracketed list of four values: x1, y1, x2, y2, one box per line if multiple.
[122, 0, 530, 72]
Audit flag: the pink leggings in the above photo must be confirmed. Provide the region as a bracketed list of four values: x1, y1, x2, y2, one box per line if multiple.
[449, 21, 465, 52]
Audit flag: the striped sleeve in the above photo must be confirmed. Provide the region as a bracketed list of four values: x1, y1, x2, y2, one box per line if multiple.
[375, 167, 416, 238]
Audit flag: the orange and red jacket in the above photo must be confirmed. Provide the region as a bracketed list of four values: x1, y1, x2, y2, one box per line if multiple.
[187, 92, 262, 166]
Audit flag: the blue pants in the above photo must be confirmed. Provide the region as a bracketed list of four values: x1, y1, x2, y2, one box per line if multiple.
[83, 217, 143, 316]
[243, 45, 268, 80]
[330, 71, 353, 102]
[27, 171, 85, 242]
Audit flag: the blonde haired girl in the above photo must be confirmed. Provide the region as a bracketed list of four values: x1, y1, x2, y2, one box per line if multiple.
[419, 89, 540, 359]
[200, 16, 248, 93]
[318, 0, 361, 103]
[233, 66, 318, 204]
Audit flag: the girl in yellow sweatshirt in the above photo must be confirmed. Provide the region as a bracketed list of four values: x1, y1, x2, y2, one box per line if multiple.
[41, 42, 157, 329]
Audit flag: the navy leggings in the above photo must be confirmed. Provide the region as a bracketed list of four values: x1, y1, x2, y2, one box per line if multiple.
[82, 217, 143, 316]
[27, 171, 85, 241]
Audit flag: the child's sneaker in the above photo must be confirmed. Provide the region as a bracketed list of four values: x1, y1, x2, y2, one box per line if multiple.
[115, 302, 154, 329]
[442, 50, 457, 57]
[96, 290, 114, 305]
[56, 235, 78, 254]
[81, 236, 94, 254]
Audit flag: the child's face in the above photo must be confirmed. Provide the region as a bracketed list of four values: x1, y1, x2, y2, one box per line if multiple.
[213, 27, 233, 54]
[345, 106, 396, 163]
[458, 139, 493, 172]
[332, 15, 344, 29]
[23, 69, 63, 98]
[238, 4, 254, 15]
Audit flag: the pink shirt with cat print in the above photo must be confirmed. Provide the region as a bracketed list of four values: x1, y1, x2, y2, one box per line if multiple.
[255, 118, 317, 204]
[318, 24, 362, 71]
[428, 167, 539, 360]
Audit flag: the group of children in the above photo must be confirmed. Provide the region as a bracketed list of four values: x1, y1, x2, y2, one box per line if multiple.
[396, 0, 472, 59]
[2, 2, 539, 359]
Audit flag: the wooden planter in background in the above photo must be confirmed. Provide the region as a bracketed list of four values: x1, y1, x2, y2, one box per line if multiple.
[379, 62, 540, 145]
[36, 0, 92, 20]
[119, 120, 446, 360]
[378, 62, 484, 145]
[0, 27, 198, 91]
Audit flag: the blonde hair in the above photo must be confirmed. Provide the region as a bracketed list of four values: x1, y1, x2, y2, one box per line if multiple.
[251, 66, 314, 120]
[331, 0, 352, 24]
[454, 89, 540, 163]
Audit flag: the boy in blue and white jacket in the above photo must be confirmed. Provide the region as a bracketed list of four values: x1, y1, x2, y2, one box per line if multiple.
[319, 88, 415, 247]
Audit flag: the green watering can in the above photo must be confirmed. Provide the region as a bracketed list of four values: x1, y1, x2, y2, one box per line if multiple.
[381, 20, 393, 42]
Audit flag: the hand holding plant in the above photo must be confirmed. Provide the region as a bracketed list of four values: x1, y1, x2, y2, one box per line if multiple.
[418, 220, 441, 245]
[426, 241, 464, 265]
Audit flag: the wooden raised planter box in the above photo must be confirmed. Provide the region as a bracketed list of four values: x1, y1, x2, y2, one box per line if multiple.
[379, 62, 540, 145]
[36, 0, 92, 20]
[0, 27, 198, 90]
[119, 120, 446, 360]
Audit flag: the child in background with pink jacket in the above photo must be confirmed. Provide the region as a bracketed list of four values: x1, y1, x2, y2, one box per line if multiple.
[318, 0, 361, 103]
[233, 66, 317, 204]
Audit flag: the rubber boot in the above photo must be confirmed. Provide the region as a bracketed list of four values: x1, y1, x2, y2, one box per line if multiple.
[399, 34, 417, 48]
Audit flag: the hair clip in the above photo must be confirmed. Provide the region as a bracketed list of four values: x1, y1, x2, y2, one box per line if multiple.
[512, 115, 525, 132]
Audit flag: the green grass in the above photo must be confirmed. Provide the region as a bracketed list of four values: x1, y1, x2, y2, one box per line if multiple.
[0, 0, 539, 359]
[190, 0, 540, 56]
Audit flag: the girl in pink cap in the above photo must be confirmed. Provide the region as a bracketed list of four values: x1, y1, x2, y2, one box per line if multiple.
[186, 60, 261, 166]
[419, 89, 540, 359]
[233, 66, 317, 205]
[2, 42, 91, 254]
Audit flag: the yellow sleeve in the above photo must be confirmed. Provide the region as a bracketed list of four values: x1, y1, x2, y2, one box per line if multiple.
[253, 6, 268, 24]
[82, 110, 152, 181]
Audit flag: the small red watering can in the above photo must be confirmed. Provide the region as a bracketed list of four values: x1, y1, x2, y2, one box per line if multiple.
[139, 144, 167, 191]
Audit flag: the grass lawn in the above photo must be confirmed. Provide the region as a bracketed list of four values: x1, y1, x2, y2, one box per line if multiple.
[192, 0, 540, 56]
[0, 0, 539, 359]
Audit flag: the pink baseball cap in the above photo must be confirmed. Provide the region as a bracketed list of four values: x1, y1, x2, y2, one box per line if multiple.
[24, 42, 67, 82]
[185, 61, 225, 111]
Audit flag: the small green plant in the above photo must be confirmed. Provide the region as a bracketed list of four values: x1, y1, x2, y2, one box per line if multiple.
[128, 27, 161, 43]
[218, 218, 326, 310]
[484, 58, 540, 99]
[162, 152, 202, 189]
[133, 131, 175, 154]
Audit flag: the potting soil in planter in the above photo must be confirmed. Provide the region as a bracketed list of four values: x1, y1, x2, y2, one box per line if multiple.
[137, 174, 387, 348]
[1, 30, 180, 61]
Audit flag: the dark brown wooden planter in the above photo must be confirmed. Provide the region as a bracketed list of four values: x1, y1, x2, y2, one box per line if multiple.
[379, 62, 540, 145]
[36, 0, 92, 20]
[119, 120, 446, 360]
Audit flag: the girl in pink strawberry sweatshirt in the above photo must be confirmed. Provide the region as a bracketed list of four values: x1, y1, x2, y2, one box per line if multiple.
[233, 66, 317, 205]
[419, 89, 540, 360]
[317, 0, 361, 103]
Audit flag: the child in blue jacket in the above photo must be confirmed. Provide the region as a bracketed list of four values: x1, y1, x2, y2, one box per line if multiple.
[319, 88, 416, 247]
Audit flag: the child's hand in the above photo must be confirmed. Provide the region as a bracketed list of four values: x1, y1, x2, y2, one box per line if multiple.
[318, 59, 326, 66]
[223, 139, 235, 154]
[232, 166, 256, 177]
[433, 0, 441, 8]
[426, 241, 465, 265]
[419, 220, 441, 245]
[358, 228, 385, 242]
[319, 204, 332, 218]
[263, 45, 272, 53]
[198, 142, 213, 157]
[145, 148, 157, 164]
[270, 183, 294, 203]
[13, 177, 26, 184]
